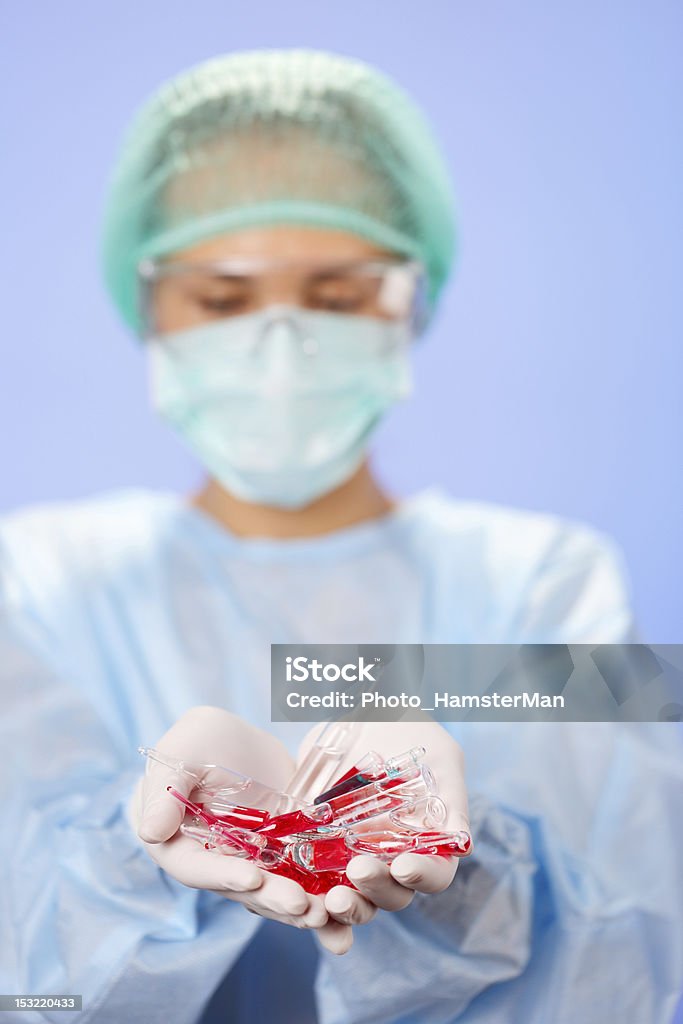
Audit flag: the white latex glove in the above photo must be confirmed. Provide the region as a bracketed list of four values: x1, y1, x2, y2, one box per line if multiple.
[295, 718, 470, 930]
[128, 706, 353, 953]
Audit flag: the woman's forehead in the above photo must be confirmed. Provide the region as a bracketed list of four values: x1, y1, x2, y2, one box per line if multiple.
[166, 225, 397, 264]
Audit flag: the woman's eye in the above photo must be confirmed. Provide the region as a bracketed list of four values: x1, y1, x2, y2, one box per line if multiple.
[307, 282, 371, 312]
[196, 295, 248, 314]
[314, 295, 365, 311]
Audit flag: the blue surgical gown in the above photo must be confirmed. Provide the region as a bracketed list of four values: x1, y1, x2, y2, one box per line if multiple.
[0, 485, 681, 1023]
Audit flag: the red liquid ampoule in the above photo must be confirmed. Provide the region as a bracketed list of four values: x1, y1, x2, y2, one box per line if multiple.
[270, 857, 327, 894]
[208, 804, 270, 830]
[166, 786, 220, 827]
[288, 834, 353, 873]
[255, 803, 333, 838]
[315, 747, 425, 805]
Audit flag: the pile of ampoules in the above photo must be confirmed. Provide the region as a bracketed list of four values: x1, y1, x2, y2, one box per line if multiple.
[139, 735, 471, 896]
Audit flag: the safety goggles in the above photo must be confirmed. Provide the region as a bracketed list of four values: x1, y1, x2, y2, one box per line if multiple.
[137, 255, 428, 339]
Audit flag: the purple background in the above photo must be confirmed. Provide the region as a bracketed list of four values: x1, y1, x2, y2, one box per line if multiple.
[1, 4, 682, 1017]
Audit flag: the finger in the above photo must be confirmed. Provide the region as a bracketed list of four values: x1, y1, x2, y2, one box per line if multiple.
[390, 853, 458, 894]
[138, 769, 193, 843]
[440, 751, 470, 837]
[324, 885, 378, 926]
[238, 871, 310, 917]
[292, 894, 329, 930]
[152, 835, 264, 891]
[237, 895, 328, 930]
[314, 919, 354, 955]
[138, 806, 184, 843]
[345, 855, 415, 912]
[444, 811, 472, 842]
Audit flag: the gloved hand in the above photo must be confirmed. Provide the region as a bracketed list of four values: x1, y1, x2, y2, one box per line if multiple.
[128, 706, 353, 953]
[294, 717, 470, 931]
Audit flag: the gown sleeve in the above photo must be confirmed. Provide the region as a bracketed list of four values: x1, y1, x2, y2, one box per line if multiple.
[0, 527, 261, 1024]
[313, 526, 683, 1024]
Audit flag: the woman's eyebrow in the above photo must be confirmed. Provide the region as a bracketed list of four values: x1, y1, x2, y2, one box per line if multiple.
[306, 267, 363, 282]
[202, 271, 252, 283]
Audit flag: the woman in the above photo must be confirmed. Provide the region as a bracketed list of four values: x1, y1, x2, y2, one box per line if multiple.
[1, 48, 681, 1024]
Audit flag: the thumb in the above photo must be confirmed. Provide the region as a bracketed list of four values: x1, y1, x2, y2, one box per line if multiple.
[137, 768, 192, 843]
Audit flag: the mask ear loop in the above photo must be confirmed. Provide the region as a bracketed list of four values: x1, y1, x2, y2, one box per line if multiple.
[411, 272, 430, 339]
[137, 259, 159, 342]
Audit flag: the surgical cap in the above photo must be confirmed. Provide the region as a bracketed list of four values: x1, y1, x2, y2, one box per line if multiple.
[99, 48, 457, 334]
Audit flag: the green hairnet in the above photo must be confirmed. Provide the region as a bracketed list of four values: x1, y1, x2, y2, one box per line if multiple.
[100, 48, 457, 334]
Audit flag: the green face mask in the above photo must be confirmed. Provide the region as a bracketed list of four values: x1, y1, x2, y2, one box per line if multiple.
[147, 304, 413, 508]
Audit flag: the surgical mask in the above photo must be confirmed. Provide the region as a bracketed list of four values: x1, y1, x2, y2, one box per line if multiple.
[147, 304, 413, 507]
